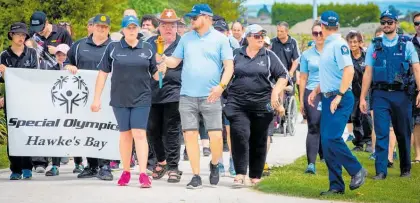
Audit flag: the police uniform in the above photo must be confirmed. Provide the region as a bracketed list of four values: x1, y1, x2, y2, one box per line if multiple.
[318, 11, 365, 194]
[365, 10, 420, 178]
[412, 34, 420, 127]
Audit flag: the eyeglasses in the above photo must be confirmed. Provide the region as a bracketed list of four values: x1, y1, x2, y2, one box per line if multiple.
[312, 31, 322, 37]
[414, 21, 420, 26]
[380, 20, 395, 26]
[248, 33, 266, 39]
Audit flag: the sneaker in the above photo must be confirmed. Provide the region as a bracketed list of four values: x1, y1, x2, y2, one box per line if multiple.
[10, 173, 22, 180]
[139, 173, 152, 188]
[346, 134, 355, 141]
[97, 165, 113, 181]
[223, 143, 229, 152]
[60, 157, 69, 165]
[130, 156, 136, 168]
[209, 161, 220, 185]
[73, 164, 84, 173]
[22, 169, 32, 179]
[203, 147, 211, 157]
[365, 143, 373, 153]
[369, 152, 376, 160]
[45, 166, 59, 176]
[228, 157, 236, 177]
[352, 146, 364, 152]
[183, 151, 189, 161]
[218, 163, 226, 177]
[305, 163, 316, 174]
[393, 151, 398, 160]
[118, 171, 131, 186]
[77, 167, 98, 178]
[34, 166, 46, 173]
[186, 175, 203, 189]
[110, 161, 119, 170]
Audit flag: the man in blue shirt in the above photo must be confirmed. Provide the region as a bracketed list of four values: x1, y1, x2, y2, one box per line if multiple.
[160, 4, 234, 189]
[360, 10, 420, 180]
[308, 11, 366, 195]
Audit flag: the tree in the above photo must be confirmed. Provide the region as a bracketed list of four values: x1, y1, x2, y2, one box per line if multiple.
[127, 0, 169, 16]
[400, 21, 415, 34]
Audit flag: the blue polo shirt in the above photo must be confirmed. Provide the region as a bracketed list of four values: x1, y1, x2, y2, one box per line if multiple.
[365, 35, 419, 67]
[98, 38, 157, 108]
[68, 35, 112, 70]
[299, 46, 321, 90]
[319, 34, 353, 93]
[172, 28, 233, 97]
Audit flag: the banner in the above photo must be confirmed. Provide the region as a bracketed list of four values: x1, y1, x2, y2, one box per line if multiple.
[6, 68, 120, 160]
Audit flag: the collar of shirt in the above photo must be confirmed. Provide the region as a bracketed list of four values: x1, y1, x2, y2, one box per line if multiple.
[324, 33, 341, 45]
[381, 34, 399, 47]
[351, 48, 366, 60]
[238, 46, 267, 58]
[192, 27, 213, 39]
[120, 38, 144, 49]
[51, 24, 58, 34]
[86, 34, 112, 47]
[312, 45, 322, 55]
[7, 46, 28, 58]
[413, 34, 420, 46]
[275, 35, 292, 44]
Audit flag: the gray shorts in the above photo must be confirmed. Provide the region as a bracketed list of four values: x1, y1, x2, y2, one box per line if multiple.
[179, 96, 223, 131]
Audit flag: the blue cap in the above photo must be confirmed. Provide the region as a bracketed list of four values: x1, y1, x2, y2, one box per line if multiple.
[185, 4, 213, 18]
[121, 15, 140, 28]
[380, 10, 398, 20]
[320, 11, 339, 27]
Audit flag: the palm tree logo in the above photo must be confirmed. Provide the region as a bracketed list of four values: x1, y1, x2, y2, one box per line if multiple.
[51, 76, 89, 114]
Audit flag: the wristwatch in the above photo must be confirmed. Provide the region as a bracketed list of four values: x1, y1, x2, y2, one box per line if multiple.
[337, 91, 345, 96]
[219, 83, 227, 90]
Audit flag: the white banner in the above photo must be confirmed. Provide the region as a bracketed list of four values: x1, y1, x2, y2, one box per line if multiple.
[6, 68, 120, 160]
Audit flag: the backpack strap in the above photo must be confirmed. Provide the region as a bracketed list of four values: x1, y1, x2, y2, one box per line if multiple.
[372, 37, 383, 51]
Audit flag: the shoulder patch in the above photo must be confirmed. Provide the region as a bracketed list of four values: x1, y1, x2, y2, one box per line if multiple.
[341, 45, 349, 55]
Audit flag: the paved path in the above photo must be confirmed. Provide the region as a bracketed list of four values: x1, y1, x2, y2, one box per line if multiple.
[0, 120, 341, 203]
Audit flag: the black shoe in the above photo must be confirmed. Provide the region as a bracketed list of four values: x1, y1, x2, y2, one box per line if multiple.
[400, 170, 411, 178]
[373, 172, 386, 180]
[77, 167, 98, 178]
[387, 161, 394, 168]
[320, 189, 344, 196]
[203, 147, 211, 157]
[97, 165, 113, 181]
[352, 146, 363, 152]
[209, 161, 220, 185]
[186, 175, 203, 189]
[223, 143, 229, 152]
[349, 168, 367, 190]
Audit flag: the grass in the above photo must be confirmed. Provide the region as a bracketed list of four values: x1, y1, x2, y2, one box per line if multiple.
[0, 144, 8, 169]
[256, 142, 420, 203]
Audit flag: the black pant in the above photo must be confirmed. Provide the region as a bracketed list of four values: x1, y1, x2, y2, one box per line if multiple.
[351, 98, 373, 147]
[51, 157, 83, 167]
[147, 102, 181, 170]
[7, 139, 33, 173]
[225, 106, 273, 179]
[303, 89, 323, 164]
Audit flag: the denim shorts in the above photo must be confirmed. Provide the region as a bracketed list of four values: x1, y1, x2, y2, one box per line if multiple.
[112, 106, 151, 132]
[223, 112, 230, 126]
[179, 96, 223, 131]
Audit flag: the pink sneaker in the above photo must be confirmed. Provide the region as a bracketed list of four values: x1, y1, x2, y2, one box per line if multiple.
[139, 173, 152, 188]
[118, 171, 131, 186]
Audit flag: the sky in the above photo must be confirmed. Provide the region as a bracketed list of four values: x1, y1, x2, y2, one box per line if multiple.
[244, 0, 416, 5]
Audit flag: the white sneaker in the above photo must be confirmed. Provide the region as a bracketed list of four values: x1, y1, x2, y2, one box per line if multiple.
[35, 166, 46, 173]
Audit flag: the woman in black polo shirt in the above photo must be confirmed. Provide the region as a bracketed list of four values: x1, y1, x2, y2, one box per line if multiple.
[92, 15, 166, 188]
[224, 24, 288, 187]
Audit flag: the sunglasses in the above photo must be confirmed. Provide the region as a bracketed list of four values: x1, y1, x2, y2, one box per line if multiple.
[380, 20, 395, 26]
[191, 15, 204, 21]
[248, 33, 266, 39]
[414, 21, 420, 26]
[312, 31, 322, 37]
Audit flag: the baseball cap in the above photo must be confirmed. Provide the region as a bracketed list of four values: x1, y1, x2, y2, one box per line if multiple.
[185, 4, 213, 18]
[214, 20, 228, 31]
[320, 10, 340, 27]
[264, 36, 271, 45]
[177, 18, 186, 26]
[380, 10, 398, 20]
[93, 14, 111, 26]
[158, 9, 180, 23]
[87, 17, 95, 25]
[245, 24, 266, 36]
[122, 15, 140, 28]
[30, 11, 47, 32]
[8, 22, 30, 40]
[56, 44, 70, 55]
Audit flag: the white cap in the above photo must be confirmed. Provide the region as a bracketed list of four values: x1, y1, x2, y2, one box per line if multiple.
[56, 44, 70, 55]
[264, 36, 271, 45]
[245, 24, 266, 36]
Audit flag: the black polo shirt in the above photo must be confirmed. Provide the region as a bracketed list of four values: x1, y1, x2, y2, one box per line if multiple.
[68, 35, 112, 70]
[147, 35, 182, 104]
[0, 46, 38, 82]
[98, 38, 157, 108]
[351, 49, 366, 98]
[270, 35, 300, 71]
[227, 46, 287, 112]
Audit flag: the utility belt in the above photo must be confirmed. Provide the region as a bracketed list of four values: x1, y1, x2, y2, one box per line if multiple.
[371, 83, 406, 92]
[323, 89, 351, 98]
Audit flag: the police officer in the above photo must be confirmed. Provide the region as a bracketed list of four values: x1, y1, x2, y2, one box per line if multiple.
[65, 14, 114, 181]
[0, 22, 38, 180]
[308, 11, 366, 195]
[360, 10, 420, 179]
[412, 12, 420, 164]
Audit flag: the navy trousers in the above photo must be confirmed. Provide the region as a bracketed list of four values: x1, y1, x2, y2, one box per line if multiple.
[371, 90, 412, 175]
[321, 91, 362, 191]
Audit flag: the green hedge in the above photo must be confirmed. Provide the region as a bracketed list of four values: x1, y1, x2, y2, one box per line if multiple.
[271, 3, 380, 27]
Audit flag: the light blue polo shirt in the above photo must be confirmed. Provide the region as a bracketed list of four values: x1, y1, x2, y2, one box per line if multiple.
[172, 28, 234, 97]
[299, 46, 321, 90]
[365, 35, 419, 67]
[319, 34, 353, 93]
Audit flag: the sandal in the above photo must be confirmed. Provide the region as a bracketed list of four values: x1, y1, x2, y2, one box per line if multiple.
[232, 178, 245, 189]
[250, 178, 261, 186]
[167, 170, 183, 183]
[412, 160, 420, 164]
[152, 163, 168, 180]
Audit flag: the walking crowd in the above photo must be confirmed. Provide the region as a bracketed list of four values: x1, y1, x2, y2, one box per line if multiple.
[2, 3, 420, 195]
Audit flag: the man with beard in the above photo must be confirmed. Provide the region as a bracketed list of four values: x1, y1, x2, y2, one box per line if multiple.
[360, 10, 420, 180]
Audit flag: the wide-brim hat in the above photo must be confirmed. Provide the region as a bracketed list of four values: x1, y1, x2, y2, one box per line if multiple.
[8, 22, 30, 40]
[158, 9, 180, 23]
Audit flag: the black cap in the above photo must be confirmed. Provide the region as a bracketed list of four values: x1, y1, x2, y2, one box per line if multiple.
[93, 14, 111, 26]
[30, 11, 47, 32]
[214, 20, 228, 31]
[8, 22, 30, 40]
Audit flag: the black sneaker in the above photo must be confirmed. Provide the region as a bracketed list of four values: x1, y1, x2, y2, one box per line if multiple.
[203, 147, 211, 157]
[223, 143, 229, 152]
[45, 166, 59, 176]
[97, 165, 113, 181]
[209, 161, 220, 185]
[186, 175, 203, 189]
[352, 146, 364, 152]
[77, 167, 98, 178]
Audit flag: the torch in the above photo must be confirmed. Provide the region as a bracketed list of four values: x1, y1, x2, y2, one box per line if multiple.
[155, 36, 165, 88]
